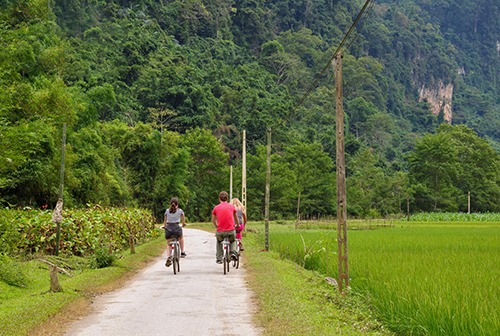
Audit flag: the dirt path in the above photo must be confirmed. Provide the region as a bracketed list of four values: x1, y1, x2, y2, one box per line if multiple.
[64, 228, 261, 336]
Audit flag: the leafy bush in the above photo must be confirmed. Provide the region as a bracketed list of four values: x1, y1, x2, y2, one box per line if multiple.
[0, 209, 22, 255]
[0, 206, 159, 257]
[0, 254, 27, 287]
[89, 242, 116, 269]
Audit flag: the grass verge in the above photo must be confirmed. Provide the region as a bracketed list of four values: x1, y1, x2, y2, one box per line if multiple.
[0, 236, 168, 336]
[242, 230, 394, 336]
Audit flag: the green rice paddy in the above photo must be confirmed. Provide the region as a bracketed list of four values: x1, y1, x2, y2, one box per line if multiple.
[266, 220, 500, 335]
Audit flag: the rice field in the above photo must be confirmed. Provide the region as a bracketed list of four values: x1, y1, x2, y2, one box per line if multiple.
[266, 220, 500, 335]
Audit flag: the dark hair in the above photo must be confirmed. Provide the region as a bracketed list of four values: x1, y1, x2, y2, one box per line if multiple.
[219, 191, 228, 202]
[169, 197, 179, 214]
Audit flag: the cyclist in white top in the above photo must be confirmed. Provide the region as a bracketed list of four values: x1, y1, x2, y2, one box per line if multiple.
[160, 197, 186, 267]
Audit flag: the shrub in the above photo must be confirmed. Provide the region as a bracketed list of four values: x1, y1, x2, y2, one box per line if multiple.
[0, 254, 28, 287]
[89, 242, 116, 269]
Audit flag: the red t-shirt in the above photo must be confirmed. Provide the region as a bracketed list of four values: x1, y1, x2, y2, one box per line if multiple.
[212, 202, 236, 232]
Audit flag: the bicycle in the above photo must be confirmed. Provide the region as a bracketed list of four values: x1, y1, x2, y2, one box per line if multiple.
[220, 235, 232, 275]
[168, 236, 181, 275]
[232, 238, 241, 269]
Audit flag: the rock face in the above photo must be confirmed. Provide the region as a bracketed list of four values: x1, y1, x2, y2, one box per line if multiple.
[419, 80, 454, 124]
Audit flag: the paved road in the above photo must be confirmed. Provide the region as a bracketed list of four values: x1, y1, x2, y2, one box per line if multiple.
[65, 228, 261, 336]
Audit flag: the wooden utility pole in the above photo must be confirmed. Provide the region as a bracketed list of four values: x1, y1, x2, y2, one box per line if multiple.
[264, 128, 271, 251]
[54, 123, 66, 256]
[407, 197, 410, 221]
[242, 130, 247, 219]
[335, 54, 348, 293]
[230, 165, 233, 201]
[295, 191, 301, 229]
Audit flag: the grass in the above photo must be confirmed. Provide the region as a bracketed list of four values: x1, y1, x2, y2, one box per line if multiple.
[0, 219, 397, 336]
[0, 235, 168, 336]
[186, 221, 394, 335]
[242, 225, 394, 336]
[260, 220, 500, 336]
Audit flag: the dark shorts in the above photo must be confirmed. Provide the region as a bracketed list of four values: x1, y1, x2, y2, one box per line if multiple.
[164, 224, 183, 239]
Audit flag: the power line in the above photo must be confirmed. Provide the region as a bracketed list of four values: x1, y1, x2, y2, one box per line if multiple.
[245, 0, 374, 145]
[270, 0, 374, 134]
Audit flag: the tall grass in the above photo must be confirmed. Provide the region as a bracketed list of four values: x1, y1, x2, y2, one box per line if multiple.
[267, 222, 500, 336]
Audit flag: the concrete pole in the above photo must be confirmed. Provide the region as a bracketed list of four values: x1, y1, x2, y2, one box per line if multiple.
[242, 130, 247, 218]
[230, 166, 233, 201]
[468, 191, 471, 214]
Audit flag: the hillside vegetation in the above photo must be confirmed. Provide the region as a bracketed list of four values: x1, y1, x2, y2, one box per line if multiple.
[1, 0, 500, 220]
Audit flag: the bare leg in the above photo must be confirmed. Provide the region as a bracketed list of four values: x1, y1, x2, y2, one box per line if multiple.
[167, 238, 174, 257]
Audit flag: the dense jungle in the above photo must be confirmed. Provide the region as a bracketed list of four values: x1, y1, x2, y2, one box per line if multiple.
[1, 0, 500, 221]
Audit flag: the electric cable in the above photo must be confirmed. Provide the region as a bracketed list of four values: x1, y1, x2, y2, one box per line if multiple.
[270, 0, 374, 134]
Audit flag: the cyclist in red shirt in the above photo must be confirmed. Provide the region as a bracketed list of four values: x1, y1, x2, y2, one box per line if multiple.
[212, 191, 240, 264]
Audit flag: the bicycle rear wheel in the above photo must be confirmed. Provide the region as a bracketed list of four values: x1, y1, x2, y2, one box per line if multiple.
[223, 243, 228, 274]
[176, 243, 181, 273]
[173, 243, 179, 274]
[223, 256, 227, 274]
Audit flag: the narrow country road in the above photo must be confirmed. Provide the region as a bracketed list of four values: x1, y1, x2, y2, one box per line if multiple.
[64, 228, 261, 336]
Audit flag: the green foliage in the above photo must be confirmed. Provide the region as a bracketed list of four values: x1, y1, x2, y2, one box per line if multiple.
[2, 0, 500, 220]
[89, 241, 116, 268]
[180, 127, 229, 221]
[0, 253, 27, 287]
[1, 207, 157, 256]
[410, 212, 500, 222]
[407, 124, 500, 212]
[268, 222, 500, 335]
[283, 142, 335, 215]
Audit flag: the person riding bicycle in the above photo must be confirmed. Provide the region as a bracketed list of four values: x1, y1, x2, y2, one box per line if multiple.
[161, 197, 186, 267]
[212, 191, 239, 264]
[230, 198, 246, 251]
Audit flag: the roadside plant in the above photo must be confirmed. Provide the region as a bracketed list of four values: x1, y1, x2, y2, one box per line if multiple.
[0, 254, 28, 287]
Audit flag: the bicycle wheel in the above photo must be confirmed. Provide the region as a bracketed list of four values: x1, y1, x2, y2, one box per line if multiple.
[223, 242, 229, 274]
[223, 252, 227, 275]
[172, 243, 178, 275]
[175, 243, 180, 273]
[226, 248, 230, 273]
[233, 241, 240, 268]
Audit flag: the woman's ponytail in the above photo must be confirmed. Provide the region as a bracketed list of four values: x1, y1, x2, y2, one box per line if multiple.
[169, 197, 178, 214]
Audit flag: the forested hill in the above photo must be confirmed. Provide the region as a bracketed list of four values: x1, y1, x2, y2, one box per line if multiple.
[1, 0, 500, 220]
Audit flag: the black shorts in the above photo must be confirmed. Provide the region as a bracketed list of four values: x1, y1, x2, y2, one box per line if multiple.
[165, 224, 183, 239]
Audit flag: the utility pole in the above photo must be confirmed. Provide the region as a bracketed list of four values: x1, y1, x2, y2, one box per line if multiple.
[335, 54, 348, 294]
[264, 128, 271, 251]
[407, 197, 410, 221]
[242, 130, 247, 218]
[468, 191, 471, 214]
[53, 123, 66, 256]
[295, 191, 301, 229]
[230, 165, 233, 201]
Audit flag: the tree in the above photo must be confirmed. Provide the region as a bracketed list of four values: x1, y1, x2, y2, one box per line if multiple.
[283, 142, 335, 216]
[180, 127, 229, 221]
[438, 124, 500, 212]
[407, 131, 461, 211]
[245, 145, 297, 220]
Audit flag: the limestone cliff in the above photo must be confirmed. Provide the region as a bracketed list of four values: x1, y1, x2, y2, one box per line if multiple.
[418, 80, 454, 124]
